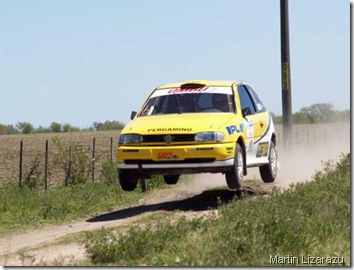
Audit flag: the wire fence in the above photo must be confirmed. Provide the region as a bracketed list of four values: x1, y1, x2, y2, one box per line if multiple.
[0, 131, 120, 190]
[0, 123, 350, 190]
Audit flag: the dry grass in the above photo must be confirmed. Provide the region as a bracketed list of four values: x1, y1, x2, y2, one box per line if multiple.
[0, 122, 350, 188]
[0, 130, 121, 188]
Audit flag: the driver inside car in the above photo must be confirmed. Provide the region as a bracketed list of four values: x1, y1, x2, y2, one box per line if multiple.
[211, 93, 231, 112]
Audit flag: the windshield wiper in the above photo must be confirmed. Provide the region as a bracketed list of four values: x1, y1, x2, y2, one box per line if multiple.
[174, 93, 182, 114]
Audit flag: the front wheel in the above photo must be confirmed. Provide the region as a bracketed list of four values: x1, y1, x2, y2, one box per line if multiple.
[225, 143, 244, 190]
[259, 141, 277, 183]
[163, 174, 180, 185]
[119, 172, 138, 191]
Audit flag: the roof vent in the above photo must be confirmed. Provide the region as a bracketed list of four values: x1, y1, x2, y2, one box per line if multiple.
[180, 83, 206, 89]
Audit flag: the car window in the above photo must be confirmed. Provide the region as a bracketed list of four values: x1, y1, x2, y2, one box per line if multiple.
[245, 85, 267, 113]
[138, 87, 235, 116]
[237, 85, 256, 115]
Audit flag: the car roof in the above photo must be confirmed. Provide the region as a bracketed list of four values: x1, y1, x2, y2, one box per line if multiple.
[155, 80, 246, 90]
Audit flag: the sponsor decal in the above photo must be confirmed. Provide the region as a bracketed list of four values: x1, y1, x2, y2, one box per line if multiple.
[226, 146, 234, 154]
[245, 118, 254, 149]
[147, 128, 192, 132]
[157, 152, 179, 160]
[197, 147, 214, 151]
[256, 142, 269, 157]
[226, 124, 244, 135]
[167, 86, 209, 94]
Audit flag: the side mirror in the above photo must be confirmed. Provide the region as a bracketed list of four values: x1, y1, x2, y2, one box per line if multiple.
[130, 111, 137, 120]
[242, 107, 250, 117]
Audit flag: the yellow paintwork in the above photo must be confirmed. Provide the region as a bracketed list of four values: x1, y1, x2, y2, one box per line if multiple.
[116, 111, 244, 163]
[155, 80, 239, 89]
[117, 80, 273, 168]
[117, 142, 236, 163]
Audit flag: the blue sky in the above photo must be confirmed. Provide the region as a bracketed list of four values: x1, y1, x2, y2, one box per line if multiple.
[0, 0, 350, 128]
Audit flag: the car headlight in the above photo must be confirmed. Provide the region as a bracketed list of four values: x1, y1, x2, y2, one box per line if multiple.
[194, 132, 225, 142]
[119, 134, 143, 144]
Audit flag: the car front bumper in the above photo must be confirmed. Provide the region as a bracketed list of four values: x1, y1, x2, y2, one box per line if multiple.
[116, 142, 236, 174]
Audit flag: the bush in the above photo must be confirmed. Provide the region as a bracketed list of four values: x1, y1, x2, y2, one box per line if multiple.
[52, 137, 91, 185]
[100, 160, 117, 185]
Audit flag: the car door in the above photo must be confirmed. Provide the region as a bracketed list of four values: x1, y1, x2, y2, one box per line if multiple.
[244, 84, 269, 141]
[237, 84, 269, 162]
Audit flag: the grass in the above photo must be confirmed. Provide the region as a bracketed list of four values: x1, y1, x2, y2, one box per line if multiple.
[0, 174, 171, 236]
[84, 153, 350, 266]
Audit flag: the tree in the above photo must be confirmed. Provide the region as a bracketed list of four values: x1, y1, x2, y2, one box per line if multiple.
[62, 123, 80, 132]
[293, 103, 336, 124]
[310, 103, 336, 123]
[92, 120, 125, 131]
[16, 122, 34, 134]
[36, 126, 51, 133]
[50, 122, 62, 133]
[4, 125, 19, 134]
[0, 124, 5, 134]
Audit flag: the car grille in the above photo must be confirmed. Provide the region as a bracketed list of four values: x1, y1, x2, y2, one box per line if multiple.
[142, 134, 195, 143]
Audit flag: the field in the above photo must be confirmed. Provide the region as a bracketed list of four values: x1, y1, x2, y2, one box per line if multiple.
[0, 122, 350, 266]
[0, 130, 120, 188]
[0, 123, 350, 188]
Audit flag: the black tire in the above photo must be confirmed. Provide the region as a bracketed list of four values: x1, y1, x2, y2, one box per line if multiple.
[259, 141, 277, 183]
[119, 172, 138, 191]
[225, 143, 244, 190]
[163, 174, 180, 185]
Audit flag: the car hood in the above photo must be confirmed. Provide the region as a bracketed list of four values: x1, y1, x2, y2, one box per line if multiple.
[123, 113, 236, 134]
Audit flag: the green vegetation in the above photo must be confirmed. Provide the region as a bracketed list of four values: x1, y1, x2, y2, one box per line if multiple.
[52, 137, 92, 186]
[0, 120, 125, 135]
[84, 153, 350, 266]
[0, 103, 350, 135]
[271, 103, 350, 125]
[0, 174, 167, 236]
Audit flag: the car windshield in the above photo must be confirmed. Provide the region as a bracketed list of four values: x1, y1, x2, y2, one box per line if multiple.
[138, 86, 235, 117]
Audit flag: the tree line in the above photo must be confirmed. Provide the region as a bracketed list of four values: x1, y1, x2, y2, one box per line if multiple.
[270, 103, 350, 125]
[0, 103, 349, 135]
[0, 120, 125, 135]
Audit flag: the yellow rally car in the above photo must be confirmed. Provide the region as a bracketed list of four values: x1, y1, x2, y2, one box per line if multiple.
[116, 80, 277, 191]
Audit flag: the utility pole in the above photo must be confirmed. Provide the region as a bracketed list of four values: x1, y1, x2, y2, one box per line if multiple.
[280, 0, 292, 147]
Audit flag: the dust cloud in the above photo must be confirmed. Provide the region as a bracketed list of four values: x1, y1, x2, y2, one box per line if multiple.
[190, 127, 350, 191]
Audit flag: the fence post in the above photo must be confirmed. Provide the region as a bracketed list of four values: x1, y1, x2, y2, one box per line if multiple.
[110, 137, 113, 162]
[19, 140, 23, 189]
[65, 146, 72, 186]
[92, 137, 96, 182]
[45, 140, 49, 190]
[140, 178, 147, 192]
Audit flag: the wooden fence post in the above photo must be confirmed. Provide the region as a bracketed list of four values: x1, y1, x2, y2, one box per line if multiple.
[140, 178, 147, 192]
[19, 140, 23, 189]
[65, 146, 72, 186]
[92, 137, 96, 182]
[110, 137, 113, 162]
[45, 140, 48, 190]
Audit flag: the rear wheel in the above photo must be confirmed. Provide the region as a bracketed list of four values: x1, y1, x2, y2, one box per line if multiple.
[259, 141, 277, 183]
[225, 143, 243, 190]
[163, 174, 180, 185]
[119, 172, 138, 191]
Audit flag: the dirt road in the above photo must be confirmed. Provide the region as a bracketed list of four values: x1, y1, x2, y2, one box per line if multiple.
[0, 133, 349, 266]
